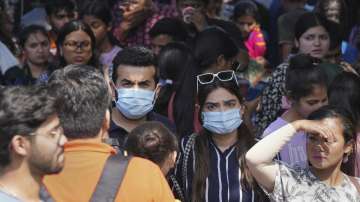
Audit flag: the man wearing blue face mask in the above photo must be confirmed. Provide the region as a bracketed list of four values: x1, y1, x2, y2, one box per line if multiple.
[109, 46, 176, 151]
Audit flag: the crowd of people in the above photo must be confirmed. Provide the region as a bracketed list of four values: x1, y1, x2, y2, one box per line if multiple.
[0, 0, 360, 201]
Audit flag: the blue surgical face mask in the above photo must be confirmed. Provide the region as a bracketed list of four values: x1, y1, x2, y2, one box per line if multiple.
[202, 108, 243, 134]
[116, 88, 155, 119]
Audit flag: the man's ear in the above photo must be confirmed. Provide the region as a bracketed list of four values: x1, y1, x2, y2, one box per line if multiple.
[107, 23, 112, 32]
[344, 139, 354, 155]
[154, 83, 161, 101]
[10, 135, 31, 157]
[294, 39, 299, 49]
[216, 54, 226, 69]
[100, 109, 111, 139]
[59, 47, 63, 56]
[104, 109, 111, 131]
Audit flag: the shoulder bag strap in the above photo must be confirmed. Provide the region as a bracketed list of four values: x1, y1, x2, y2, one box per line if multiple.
[90, 153, 132, 202]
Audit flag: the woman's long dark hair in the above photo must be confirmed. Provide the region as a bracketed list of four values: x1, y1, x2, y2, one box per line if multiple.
[328, 72, 360, 175]
[169, 44, 199, 138]
[56, 20, 99, 68]
[154, 42, 194, 118]
[191, 79, 263, 202]
[194, 27, 239, 72]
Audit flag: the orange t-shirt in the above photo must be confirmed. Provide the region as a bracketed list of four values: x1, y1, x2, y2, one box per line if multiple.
[43, 140, 175, 202]
[48, 32, 57, 56]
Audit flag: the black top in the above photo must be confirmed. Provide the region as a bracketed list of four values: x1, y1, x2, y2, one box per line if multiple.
[108, 111, 176, 151]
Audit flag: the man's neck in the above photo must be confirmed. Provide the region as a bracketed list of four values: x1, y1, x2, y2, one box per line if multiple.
[27, 61, 47, 79]
[0, 163, 41, 201]
[111, 107, 147, 132]
[98, 37, 113, 54]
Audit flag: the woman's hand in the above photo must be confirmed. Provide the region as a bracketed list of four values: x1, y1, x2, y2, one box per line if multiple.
[189, 9, 207, 31]
[118, 0, 153, 34]
[292, 120, 336, 142]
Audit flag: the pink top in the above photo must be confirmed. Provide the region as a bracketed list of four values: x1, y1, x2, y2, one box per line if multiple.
[244, 27, 266, 59]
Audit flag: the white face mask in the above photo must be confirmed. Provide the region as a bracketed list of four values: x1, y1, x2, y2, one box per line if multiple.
[202, 108, 243, 134]
[116, 88, 155, 119]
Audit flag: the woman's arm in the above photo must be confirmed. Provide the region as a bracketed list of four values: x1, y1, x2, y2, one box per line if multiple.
[245, 120, 334, 192]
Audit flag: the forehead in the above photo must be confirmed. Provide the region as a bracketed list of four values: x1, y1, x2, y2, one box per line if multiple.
[53, 9, 73, 16]
[301, 85, 327, 100]
[178, 0, 204, 7]
[319, 117, 344, 139]
[35, 114, 60, 133]
[64, 30, 91, 41]
[82, 15, 104, 24]
[236, 15, 256, 23]
[301, 26, 328, 36]
[205, 87, 238, 103]
[326, 1, 341, 10]
[116, 65, 156, 82]
[26, 32, 49, 43]
[151, 34, 173, 45]
[127, 0, 146, 4]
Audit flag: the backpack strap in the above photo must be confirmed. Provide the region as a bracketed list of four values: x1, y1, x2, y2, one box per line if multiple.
[90, 153, 132, 202]
[349, 176, 360, 194]
[182, 133, 197, 201]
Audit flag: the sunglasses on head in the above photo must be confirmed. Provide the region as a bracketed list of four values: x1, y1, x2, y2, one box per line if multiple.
[196, 70, 238, 92]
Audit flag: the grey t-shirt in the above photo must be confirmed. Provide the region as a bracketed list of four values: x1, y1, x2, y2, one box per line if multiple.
[0, 190, 22, 202]
[266, 163, 360, 202]
[277, 9, 307, 45]
[0, 188, 50, 202]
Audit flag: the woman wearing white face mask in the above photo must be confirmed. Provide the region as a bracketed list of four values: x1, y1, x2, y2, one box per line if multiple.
[173, 70, 267, 202]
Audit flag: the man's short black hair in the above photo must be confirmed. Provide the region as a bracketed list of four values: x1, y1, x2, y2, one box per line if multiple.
[48, 64, 111, 139]
[112, 46, 158, 83]
[45, 0, 76, 16]
[0, 85, 58, 167]
[149, 18, 188, 42]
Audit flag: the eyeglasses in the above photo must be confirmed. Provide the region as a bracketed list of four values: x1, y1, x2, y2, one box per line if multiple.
[63, 40, 91, 51]
[196, 70, 238, 92]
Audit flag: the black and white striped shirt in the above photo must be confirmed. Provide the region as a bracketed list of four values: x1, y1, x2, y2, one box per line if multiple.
[175, 134, 258, 202]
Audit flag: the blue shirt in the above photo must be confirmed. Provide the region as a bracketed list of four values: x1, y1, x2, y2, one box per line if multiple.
[175, 134, 257, 202]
